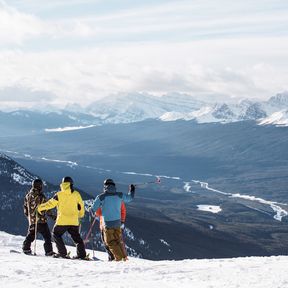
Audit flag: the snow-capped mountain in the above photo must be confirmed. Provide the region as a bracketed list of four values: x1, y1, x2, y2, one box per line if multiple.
[1, 92, 288, 135]
[160, 101, 262, 123]
[266, 92, 288, 108]
[241, 102, 267, 120]
[159, 94, 288, 124]
[86, 92, 205, 124]
[86, 91, 286, 125]
[258, 109, 288, 127]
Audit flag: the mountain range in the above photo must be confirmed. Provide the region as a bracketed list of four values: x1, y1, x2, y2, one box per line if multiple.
[1, 92, 288, 136]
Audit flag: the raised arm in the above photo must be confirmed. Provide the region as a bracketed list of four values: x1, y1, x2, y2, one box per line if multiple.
[38, 194, 58, 214]
[122, 184, 135, 203]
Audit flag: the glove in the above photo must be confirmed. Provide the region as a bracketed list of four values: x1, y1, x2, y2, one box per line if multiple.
[129, 184, 135, 193]
[36, 208, 42, 216]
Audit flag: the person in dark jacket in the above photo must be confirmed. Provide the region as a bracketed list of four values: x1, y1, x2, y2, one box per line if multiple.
[91, 179, 135, 261]
[22, 178, 55, 256]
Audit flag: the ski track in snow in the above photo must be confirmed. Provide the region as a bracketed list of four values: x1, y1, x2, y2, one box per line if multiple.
[2, 150, 288, 221]
[2, 231, 288, 288]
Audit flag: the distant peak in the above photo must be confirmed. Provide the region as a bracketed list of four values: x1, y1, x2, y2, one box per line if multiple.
[268, 92, 288, 106]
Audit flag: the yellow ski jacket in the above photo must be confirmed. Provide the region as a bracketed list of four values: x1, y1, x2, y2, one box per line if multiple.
[37, 182, 85, 226]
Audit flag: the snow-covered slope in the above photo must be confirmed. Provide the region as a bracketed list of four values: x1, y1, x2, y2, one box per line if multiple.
[258, 110, 288, 127]
[160, 101, 268, 124]
[1, 231, 288, 288]
[0, 152, 38, 187]
[0, 153, 39, 213]
[160, 92, 288, 125]
[62, 91, 288, 126]
[266, 92, 288, 109]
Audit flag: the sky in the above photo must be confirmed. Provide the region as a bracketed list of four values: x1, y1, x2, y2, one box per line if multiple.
[0, 0, 288, 109]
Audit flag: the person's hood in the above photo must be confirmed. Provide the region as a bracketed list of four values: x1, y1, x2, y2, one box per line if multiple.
[60, 182, 73, 194]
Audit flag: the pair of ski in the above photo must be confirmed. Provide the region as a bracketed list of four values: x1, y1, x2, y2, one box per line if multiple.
[9, 249, 100, 261]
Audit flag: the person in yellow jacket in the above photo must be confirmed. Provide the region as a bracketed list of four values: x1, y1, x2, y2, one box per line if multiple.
[37, 176, 87, 259]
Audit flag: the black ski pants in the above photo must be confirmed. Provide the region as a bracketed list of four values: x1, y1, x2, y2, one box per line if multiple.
[22, 223, 53, 254]
[52, 225, 86, 258]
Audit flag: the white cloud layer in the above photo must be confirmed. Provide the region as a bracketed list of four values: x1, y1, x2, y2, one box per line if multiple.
[0, 0, 288, 108]
[0, 1, 43, 45]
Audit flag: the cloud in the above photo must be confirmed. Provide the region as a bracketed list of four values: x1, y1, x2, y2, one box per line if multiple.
[0, 36, 287, 107]
[0, 0, 287, 107]
[2, 0, 288, 47]
[0, 86, 56, 102]
[0, 1, 44, 45]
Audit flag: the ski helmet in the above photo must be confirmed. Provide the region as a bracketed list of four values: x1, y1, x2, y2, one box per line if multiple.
[32, 178, 43, 190]
[104, 178, 115, 186]
[62, 176, 74, 185]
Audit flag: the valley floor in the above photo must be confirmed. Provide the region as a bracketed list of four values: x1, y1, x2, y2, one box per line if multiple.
[0, 231, 287, 288]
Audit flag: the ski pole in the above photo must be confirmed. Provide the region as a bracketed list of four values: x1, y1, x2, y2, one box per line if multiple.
[84, 214, 97, 244]
[89, 210, 95, 258]
[91, 226, 95, 259]
[33, 211, 39, 255]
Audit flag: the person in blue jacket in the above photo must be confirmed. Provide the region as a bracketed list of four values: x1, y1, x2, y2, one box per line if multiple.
[91, 179, 135, 261]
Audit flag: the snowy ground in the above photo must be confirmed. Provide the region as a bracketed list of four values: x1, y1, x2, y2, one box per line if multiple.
[1, 232, 288, 288]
